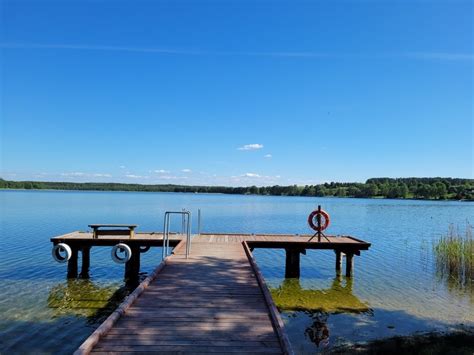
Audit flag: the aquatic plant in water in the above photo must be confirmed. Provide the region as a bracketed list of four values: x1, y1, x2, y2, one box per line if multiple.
[48, 279, 133, 322]
[270, 278, 370, 313]
[434, 223, 473, 288]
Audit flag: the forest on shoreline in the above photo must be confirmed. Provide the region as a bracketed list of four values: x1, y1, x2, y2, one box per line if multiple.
[1, 177, 473, 201]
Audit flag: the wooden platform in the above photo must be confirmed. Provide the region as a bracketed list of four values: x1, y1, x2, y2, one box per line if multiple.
[62, 233, 370, 354]
[51, 231, 183, 247]
[51, 232, 369, 251]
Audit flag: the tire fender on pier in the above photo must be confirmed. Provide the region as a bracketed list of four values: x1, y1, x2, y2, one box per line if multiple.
[52, 243, 72, 263]
[111, 243, 132, 264]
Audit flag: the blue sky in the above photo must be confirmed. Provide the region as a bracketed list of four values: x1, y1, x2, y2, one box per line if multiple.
[1, 0, 472, 186]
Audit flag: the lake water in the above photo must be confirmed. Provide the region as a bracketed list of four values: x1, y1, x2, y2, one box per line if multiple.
[0, 190, 472, 353]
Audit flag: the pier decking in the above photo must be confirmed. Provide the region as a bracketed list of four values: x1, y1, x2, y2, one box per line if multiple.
[86, 237, 288, 354]
[52, 233, 370, 354]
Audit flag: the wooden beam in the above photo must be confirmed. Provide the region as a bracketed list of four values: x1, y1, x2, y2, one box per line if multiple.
[335, 250, 342, 274]
[124, 246, 141, 282]
[345, 253, 354, 277]
[80, 246, 91, 278]
[285, 248, 304, 278]
[67, 246, 79, 278]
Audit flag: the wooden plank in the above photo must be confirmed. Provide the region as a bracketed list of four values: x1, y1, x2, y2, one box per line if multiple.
[88, 224, 138, 227]
[114, 319, 275, 326]
[141, 285, 263, 291]
[123, 314, 272, 321]
[92, 352, 279, 355]
[109, 324, 276, 333]
[92, 345, 282, 353]
[148, 279, 259, 285]
[137, 294, 266, 301]
[134, 301, 267, 309]
[102, 333, 277, 341]
[91, 230, 132, 235]
[95, 339, 280, 347]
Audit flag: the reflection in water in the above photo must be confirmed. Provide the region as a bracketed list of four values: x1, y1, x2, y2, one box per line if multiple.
[48, 279, 135, 323]
[304, 312, 330, 347]
[436, 270, 474, 305]
[271, 277, 371, 349]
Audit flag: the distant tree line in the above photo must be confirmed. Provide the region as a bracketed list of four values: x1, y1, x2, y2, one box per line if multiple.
[0, 177, 473, 201]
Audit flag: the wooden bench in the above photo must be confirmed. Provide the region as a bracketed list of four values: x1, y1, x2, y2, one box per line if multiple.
[88, 224, 138, 239]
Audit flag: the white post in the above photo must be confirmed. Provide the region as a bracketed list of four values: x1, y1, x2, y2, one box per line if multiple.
[198, 209, 201, 235]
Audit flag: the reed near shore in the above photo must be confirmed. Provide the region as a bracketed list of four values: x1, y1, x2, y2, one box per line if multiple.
[434, 223, 473, 286]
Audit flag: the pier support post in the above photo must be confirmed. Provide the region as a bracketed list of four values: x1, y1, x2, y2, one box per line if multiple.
[345, 253, 354, 277]
[335, 250, 343, 274]
[80, 246, 91, 278]
[125, 246, 141, 282]
[67, 246, 79, 278]
[285, 248, 305, 278]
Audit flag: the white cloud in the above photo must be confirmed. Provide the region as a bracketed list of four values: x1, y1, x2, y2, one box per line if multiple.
[61, 172, 86, 177]
[181, 169, 192, 173]
[243, 173, 261, 178]
[238, 144, 264, 151]
[60, 172, 112, 178]
[154, 169, 170, 174]
[125, 174, 148, 179]
[119, 165, 126, 169]
[264, 154, 272, 158]
[158, 175, 188, 180]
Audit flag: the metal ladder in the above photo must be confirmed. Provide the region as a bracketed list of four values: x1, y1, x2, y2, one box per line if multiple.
[162, 210, 191, 259]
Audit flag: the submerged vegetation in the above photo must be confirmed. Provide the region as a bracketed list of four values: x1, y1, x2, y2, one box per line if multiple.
[434, 224, 473, 288]
[0, 177, 473, 200]
[270, 278, 369, 313]
[48, 280, 134, 322]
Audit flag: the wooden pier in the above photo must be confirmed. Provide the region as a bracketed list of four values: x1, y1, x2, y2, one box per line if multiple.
[51, 232, 370, 354]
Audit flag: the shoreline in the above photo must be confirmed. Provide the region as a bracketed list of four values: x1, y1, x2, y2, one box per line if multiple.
[0, 187, 472, 202]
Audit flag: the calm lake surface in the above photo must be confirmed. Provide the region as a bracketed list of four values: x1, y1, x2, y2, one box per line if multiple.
[0, 190, 473, 353]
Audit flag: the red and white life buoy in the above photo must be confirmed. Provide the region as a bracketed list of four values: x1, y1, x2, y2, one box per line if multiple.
[308, 209, 330, 232]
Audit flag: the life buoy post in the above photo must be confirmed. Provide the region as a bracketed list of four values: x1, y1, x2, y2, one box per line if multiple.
[308, 205, 331, 242]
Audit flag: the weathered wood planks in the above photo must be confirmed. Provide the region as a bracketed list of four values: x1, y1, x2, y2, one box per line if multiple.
[77, 239, 293, 354]
[67, 232, 371, 354]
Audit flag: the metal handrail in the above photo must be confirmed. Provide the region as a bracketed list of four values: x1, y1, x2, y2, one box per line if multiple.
[163, 211, 191, 259]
